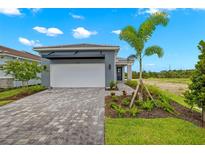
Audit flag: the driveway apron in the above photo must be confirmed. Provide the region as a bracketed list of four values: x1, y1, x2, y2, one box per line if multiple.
[0, 88, 105, 145]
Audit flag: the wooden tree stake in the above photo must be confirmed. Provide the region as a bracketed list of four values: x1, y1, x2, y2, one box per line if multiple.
[129, 83, 140, 108]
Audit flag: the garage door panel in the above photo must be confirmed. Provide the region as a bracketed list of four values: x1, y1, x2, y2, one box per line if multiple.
[50, 63, 105, 87]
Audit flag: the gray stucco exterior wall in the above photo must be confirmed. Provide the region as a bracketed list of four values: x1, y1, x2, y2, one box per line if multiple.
[41, 58, 50, 87]
[104, 51, 116, 87]
[40, 50, 117, 88]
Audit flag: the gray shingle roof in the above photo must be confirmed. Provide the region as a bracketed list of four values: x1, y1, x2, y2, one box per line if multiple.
[33, 43, 120, 51]
[0, 45, 41, 61]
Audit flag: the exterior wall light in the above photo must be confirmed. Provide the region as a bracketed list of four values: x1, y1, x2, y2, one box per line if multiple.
[109, 64, 111, 70]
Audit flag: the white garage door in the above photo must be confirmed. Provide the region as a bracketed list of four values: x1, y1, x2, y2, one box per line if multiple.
[50, 63, 105, 87]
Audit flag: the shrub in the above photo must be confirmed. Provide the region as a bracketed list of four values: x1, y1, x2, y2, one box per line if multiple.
[110, 92, 115, 96]
[128, 105, 140, 117]
[111, 95, 118, 102]
[155, 96, 176, 114]
[135, 100, 143, 106]
[184, 40, 205, 124]
[110, 102, 118, 110]
[1, 60, 44, 87]
[126, 80, 138, 89]
[110, 80, 117, 90]
[146, 85, 161, 97]
[122, 97, 130, 106]
[141, 100, 155, 111]
[110, 103, 127, 117]
[116, 107, 127, 117]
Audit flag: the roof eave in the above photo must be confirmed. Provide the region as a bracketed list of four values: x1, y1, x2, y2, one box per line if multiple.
[33, 47, 120, 52]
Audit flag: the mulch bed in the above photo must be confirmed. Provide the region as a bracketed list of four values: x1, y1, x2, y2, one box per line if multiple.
[105, 95, 203, 127]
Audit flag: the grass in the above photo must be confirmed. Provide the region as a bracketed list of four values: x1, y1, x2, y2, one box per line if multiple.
[147, 84, 198, 110]
[105, 118, 205, 144]
[126, 80, 138, 89]
[0, 85, 46, 106]
[125, 80, 200, 112]
[145, 78, 191, 84]
[0, 100, 13, 106]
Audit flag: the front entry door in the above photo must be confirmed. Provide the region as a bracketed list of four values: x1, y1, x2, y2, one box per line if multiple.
[117, 67, 122, 81]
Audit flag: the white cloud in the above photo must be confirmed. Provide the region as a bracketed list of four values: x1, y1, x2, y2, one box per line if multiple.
[112, 30, 121, 35]
[69, 13, 84, 20]
[146, 63, 155, 66]
[18, 37, 42, 47]
[33, 26, 63, 37]
[46, 28, 63, 36]
[72, 27, 97, 39]
[138, 8, 176, 15]
[0, 8, 22, 16]
[33, 26, 47, 33]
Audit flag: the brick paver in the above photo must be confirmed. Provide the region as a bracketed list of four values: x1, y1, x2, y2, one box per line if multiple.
[0, 88, 105, 145]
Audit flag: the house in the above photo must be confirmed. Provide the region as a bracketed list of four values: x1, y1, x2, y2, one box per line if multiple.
[0, 45, 41, 88]
[33, 43, 134, 88]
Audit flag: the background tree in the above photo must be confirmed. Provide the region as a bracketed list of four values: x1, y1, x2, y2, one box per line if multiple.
[184, 40, 205, 127]
[120, 12, 169, 107]
[126, 69, 194, 79]
[1, 60, 44, 86]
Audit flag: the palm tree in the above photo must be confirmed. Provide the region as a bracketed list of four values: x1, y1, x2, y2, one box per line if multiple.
[119, 12, 169, 108]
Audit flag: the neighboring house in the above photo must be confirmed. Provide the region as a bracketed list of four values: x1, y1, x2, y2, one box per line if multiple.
[33, 43, 134, 88]
[0, 45, 41, 88]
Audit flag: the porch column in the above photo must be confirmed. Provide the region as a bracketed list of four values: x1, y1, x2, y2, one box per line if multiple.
[127, 64, 132, 80]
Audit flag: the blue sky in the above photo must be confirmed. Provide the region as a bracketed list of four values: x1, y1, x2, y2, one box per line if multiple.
[0, 8, 205, 72]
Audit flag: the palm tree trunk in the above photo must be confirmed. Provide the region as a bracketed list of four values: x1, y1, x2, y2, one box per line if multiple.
[139, 55, 142, 83]
[138, 55, 154, 101]
[129, 54, 154, 108]
[139, 54, 143, 100]
[129, 54, 143, 108]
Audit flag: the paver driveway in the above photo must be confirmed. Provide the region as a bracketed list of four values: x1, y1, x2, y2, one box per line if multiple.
[0, 88, 105, 145]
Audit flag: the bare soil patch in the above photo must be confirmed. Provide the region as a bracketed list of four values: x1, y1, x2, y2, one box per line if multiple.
[144, 79, 188, 95]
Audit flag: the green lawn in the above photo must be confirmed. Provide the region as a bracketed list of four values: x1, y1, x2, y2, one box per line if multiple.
[145, 78, 191, 84]
[105, 118, 205, 144]
[0, 85, 46, 106]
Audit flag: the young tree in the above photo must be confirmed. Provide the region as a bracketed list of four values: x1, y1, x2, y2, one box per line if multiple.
[1, 60, 44, 86]
[119, 12, 169, 107]
[184, 40, 205, 126]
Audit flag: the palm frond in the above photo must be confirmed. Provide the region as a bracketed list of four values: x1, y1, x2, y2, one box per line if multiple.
[119, 26, 144, 52]
[119, 26, 138, 38]
[138, 12, 169, 42]
[144, 45, 164, 58]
